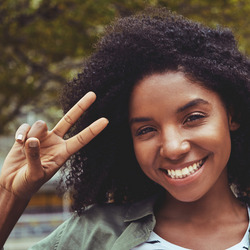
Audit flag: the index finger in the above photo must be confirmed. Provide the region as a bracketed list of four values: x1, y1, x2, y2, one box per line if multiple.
[52, 92, 96, 137]
[65, 117, 109, 156]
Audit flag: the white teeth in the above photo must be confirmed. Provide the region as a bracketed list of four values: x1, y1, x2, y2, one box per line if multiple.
[181, 167, 189, 176]
[171, 170, 176, 178]
[165, 159, 205, 179]
[193, 163, 198, 170]
[175, 170, 182, 178]
[188, 166, 195, 174]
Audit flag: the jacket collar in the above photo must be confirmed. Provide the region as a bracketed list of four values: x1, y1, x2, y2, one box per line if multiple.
[124, 194, 160, 222]
[111, 195, 159, 250]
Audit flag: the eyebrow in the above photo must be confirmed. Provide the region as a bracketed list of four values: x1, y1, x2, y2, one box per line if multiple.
[129, 117, 153, 125]
[177, 98, 210, 113]
[129, 98, 210, 125]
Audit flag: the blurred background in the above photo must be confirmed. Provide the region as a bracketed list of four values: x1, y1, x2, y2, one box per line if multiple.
[0, 0, 250, 249]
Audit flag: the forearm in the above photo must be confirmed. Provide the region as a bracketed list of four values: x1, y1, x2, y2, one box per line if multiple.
[0, 185, 30, 248]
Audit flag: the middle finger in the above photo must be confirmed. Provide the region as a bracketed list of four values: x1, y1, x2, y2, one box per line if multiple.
[52, 91, 96, 137]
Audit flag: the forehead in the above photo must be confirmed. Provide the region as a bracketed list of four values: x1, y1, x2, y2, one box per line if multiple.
[129, 71, 224, 115]
[130, 72, 207, 100]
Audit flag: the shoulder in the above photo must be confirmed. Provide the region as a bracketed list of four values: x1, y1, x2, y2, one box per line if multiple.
[29, 195, 159, 250]
[29, 202, 130, 249]
[71, 202, 130, 232]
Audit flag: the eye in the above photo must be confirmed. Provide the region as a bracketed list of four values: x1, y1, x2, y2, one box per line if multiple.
[184, 113, 206, 124]
[136, 126, 156, 136]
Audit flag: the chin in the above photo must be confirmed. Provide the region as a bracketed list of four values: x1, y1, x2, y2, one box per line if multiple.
[167, 189, 207, 203]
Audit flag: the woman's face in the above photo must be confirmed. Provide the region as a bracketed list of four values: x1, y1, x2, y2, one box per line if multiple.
[129, 72, 239, 202]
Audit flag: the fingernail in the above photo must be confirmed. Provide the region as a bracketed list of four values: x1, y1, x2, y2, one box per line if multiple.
[16, 134, 23, 141]
[29, 140, 38, 148]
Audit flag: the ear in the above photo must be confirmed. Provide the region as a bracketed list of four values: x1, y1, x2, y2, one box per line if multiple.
[228, 114, 240, 131]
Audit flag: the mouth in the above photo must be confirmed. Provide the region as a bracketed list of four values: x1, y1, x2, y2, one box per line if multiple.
[161, 157, 208, 179]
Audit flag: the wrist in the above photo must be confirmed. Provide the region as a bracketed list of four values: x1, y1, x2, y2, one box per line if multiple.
[0, 185, 30, 248]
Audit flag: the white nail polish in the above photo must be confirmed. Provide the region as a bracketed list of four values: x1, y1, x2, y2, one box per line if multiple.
[16, 134, 23, 141]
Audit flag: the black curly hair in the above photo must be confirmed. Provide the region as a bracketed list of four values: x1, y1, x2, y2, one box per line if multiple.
[61, 8, 250, 215]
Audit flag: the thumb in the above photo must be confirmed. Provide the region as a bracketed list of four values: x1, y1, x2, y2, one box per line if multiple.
[25, 138, 45, 183]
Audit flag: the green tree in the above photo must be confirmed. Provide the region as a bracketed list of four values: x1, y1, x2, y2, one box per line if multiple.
[0, 0, 249, 134]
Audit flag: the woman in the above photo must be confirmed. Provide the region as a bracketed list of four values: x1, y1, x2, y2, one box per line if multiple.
[1, 8, 250, 249]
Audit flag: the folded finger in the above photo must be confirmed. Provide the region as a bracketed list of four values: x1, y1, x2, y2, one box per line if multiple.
[25, 138, 45, 182]
[15, 123, 31, 143]
[52, 91, 97, 137]
[27, 120, 48, 141]
[65, 117, 109, 155]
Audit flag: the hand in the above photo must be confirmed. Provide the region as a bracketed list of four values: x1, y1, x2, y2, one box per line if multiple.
[0, 92, 108, 200]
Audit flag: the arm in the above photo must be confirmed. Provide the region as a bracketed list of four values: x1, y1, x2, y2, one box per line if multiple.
[0, 92, 108, 247]
[0, 185, 29, 247]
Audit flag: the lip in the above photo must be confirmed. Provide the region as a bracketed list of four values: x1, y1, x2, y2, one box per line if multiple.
[160, 156, 208, 172]
[160, 156, 208, 186]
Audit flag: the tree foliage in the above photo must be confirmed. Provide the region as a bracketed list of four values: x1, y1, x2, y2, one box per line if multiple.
[0, 0, 249, 134]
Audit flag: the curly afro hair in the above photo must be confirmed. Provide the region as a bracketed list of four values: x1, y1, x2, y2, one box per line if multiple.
[62, 8, 250, 215]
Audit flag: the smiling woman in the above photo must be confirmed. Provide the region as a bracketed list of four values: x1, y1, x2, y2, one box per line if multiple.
[1, 7, 250, 250]
[129, 71, 238, 203]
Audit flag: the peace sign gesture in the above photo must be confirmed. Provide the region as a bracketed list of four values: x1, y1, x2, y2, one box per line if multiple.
[0, 92, 108, 200]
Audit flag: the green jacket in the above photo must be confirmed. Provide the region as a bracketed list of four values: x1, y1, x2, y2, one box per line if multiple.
[30, 195, 250, 250]
[30, 195, 157, 250]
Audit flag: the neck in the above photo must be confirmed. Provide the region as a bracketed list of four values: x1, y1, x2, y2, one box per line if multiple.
[156, 174, 244, 223]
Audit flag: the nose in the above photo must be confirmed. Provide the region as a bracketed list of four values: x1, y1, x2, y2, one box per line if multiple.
[159, 127, 190, 161]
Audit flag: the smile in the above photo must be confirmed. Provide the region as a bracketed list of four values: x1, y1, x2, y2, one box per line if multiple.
[163, 157, 207, 179]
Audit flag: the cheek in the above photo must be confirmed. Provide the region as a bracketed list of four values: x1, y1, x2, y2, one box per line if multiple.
[133, 140, 158, 172]
[133, 143, 148, 168]
[199, 121, 232, 162]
